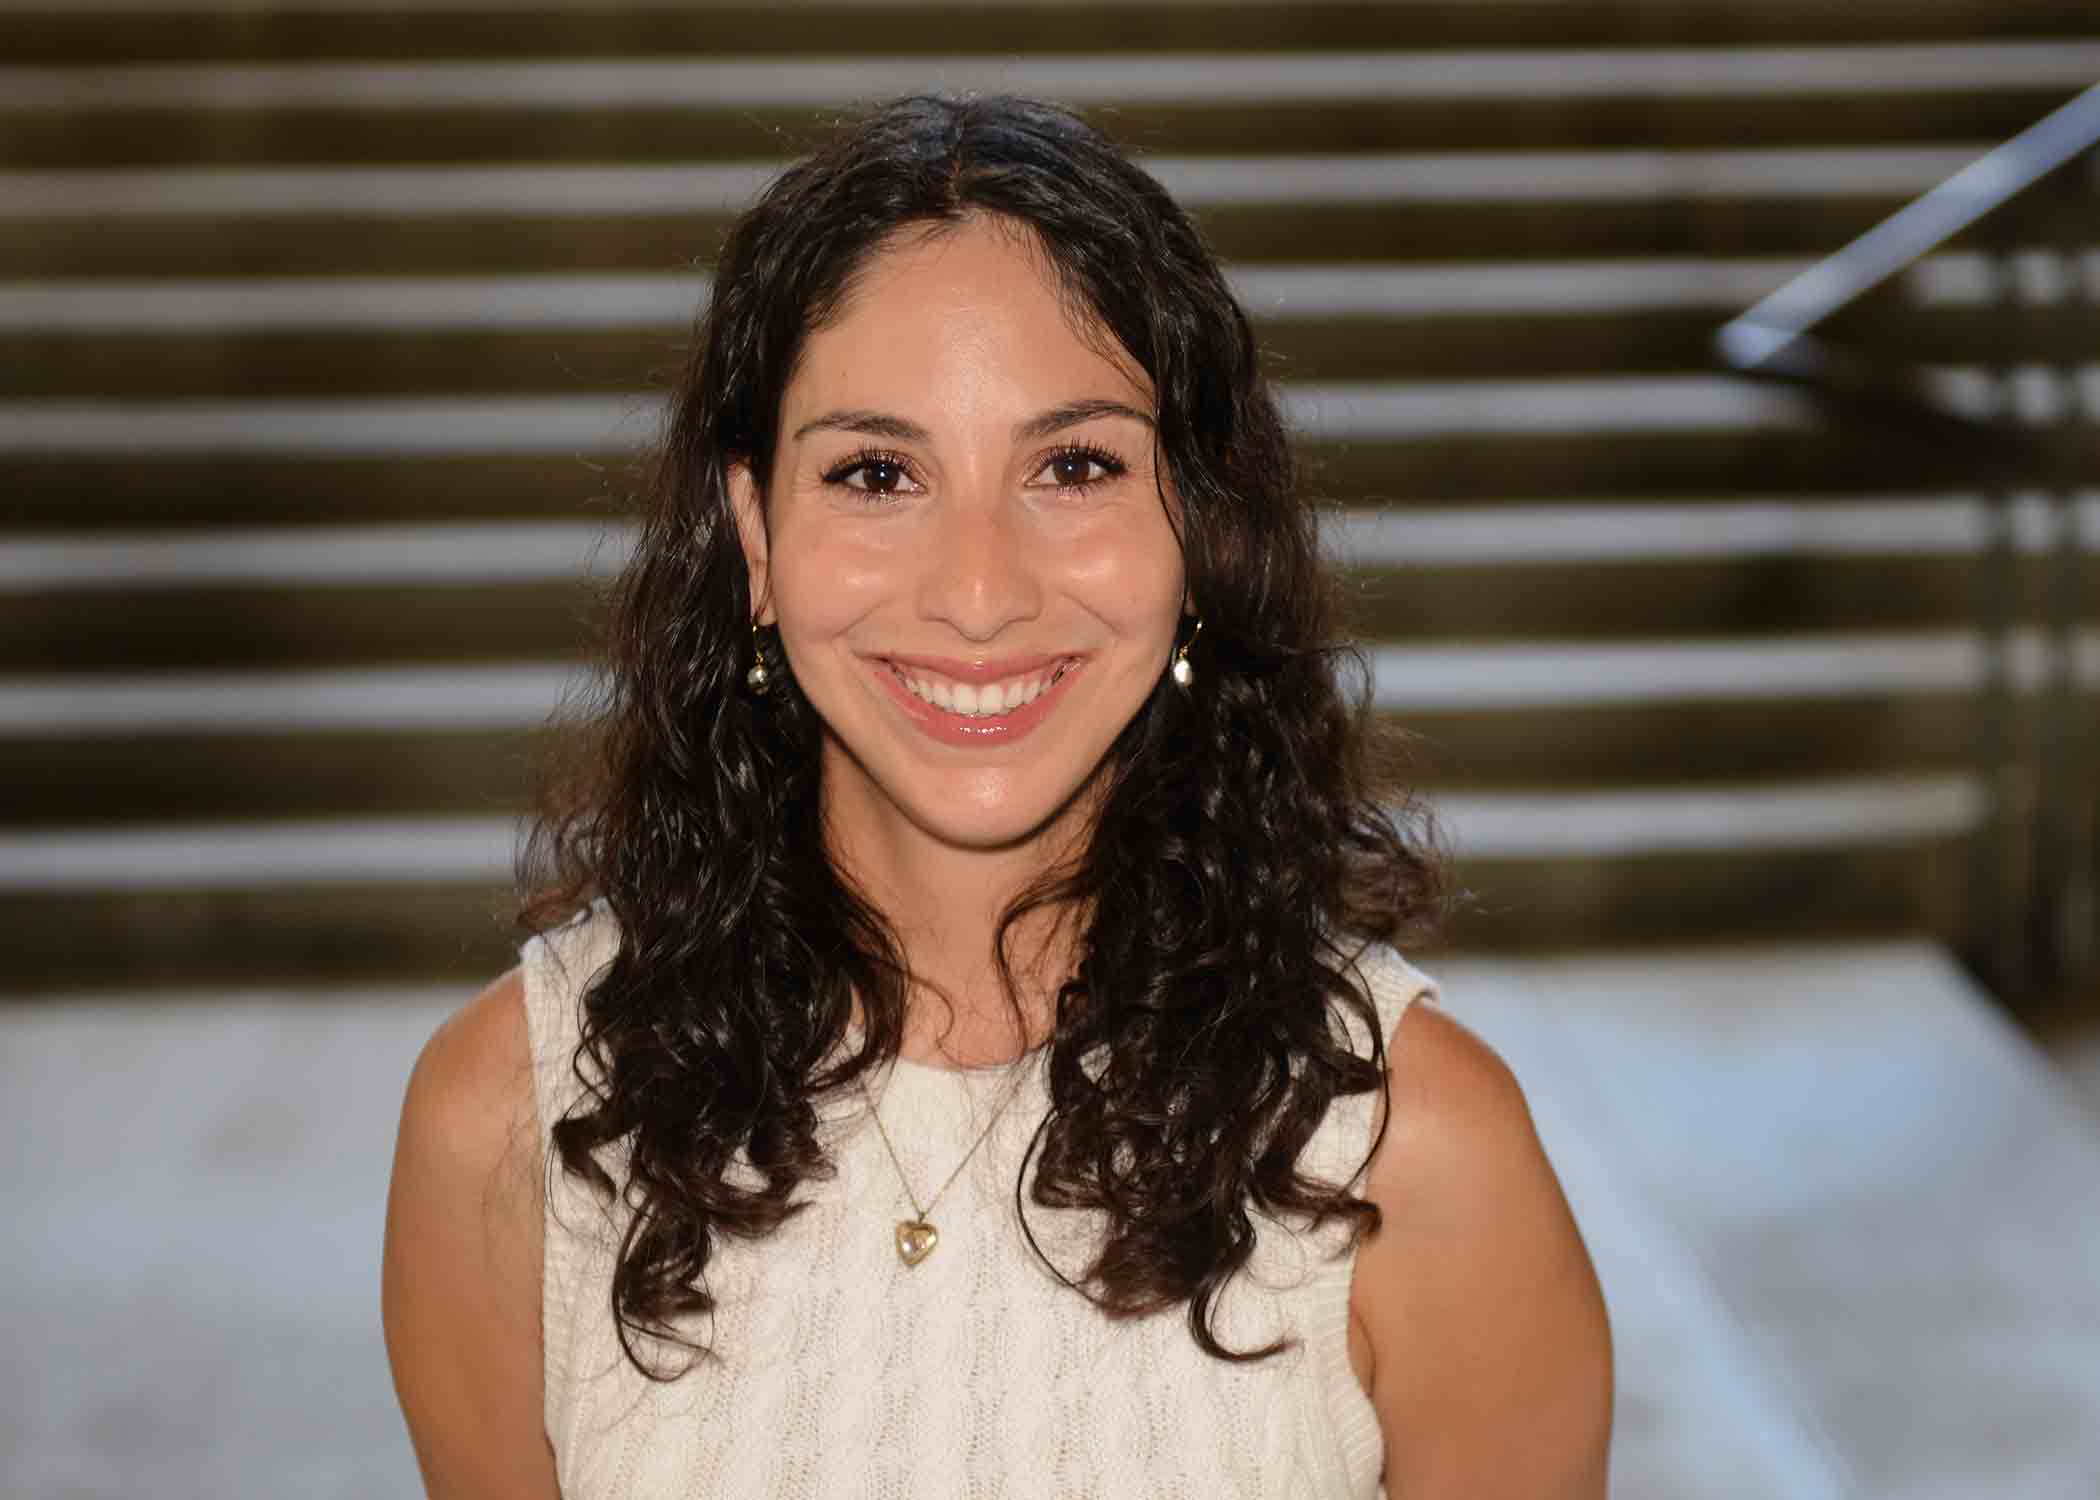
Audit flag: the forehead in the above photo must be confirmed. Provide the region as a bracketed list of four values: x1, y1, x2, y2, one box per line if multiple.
[784, 215, 1154, 416]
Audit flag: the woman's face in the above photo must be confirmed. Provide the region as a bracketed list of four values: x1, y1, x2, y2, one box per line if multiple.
[731, 214, 1187, 856]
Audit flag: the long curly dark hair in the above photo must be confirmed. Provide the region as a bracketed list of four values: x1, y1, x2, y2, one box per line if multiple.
[518, 92, 1447, 1379]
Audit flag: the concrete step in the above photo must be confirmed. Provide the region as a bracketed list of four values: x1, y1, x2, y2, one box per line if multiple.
[6, 45, 2096, 166]
[0, 260, 1818, 395]
[1, 672, 2081, 834]
[11, 145, 2091, 278]
[4, 0, 2094, 66]
[0, 775, 1986, 984]
[0, 451, 599, 531]
[1453, 838, 1973, 948]
[9, 376, 2097, 528]
[4, 505, 2096, 670]
[8, 428, 2088, 526]
[11, 253, 2098, 397]
[14, 303, 2100, 397]
[4, 631, 2090, 820]
[8, 314, 1783, 396]
[0, 376, 1949, 450]
[1345, 551, 2099, 642]
[0, 701, 1992, 832]
[0, 880, 519, 987]
[0, 725, 551, 826]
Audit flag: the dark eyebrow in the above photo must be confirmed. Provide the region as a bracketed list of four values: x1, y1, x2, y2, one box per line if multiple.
[790, 399, 1154, 446]
[791, 409, 930, 444]
[1013, 399, 1156, 442]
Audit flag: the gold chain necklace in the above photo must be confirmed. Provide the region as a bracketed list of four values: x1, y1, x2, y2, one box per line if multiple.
[859, 1054, 1034, 1267]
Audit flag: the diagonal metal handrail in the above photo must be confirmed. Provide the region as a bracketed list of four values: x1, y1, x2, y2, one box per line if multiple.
[1718, 79, 2100, 383]
[1715, 79, 2100, 1005]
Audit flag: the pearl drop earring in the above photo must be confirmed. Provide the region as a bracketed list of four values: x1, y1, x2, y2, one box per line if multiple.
[745, 620, 771, 694]
[1171, 616, 1203, 688]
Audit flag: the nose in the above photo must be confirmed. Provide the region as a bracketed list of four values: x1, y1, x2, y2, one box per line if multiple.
[915, 494, 1044, 642]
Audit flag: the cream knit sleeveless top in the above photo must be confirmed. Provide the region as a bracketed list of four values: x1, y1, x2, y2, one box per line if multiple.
[520, 901, 1437, 1499]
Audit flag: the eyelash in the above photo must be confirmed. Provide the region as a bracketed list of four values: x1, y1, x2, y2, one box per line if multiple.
[820, 443, 1128, 500]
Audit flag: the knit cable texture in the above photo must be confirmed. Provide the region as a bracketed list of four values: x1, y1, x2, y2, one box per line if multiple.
[520, 901, 1434, 1499]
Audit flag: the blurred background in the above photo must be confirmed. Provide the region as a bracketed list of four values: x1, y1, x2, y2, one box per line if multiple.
[2, 1, 2097, 1495]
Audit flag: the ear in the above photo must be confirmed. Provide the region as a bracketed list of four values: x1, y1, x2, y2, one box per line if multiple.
[726, 459, 774, 625]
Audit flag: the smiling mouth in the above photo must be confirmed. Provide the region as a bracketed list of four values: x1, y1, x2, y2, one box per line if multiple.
[881, 658, 1080, 719]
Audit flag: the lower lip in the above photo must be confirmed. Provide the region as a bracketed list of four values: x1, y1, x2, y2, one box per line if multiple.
[871, 659, 1082, 747]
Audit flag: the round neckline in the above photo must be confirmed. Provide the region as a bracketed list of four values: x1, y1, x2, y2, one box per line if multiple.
[843, 1019, 1044, 1080]
[893, 1052, 1020, 1077]
[889, 1040, 1044, 1080]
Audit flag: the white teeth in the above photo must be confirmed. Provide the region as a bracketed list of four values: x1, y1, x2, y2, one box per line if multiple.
[893, 662, 1070, 717]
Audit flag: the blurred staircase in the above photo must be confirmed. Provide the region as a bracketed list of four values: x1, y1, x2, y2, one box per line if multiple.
[2, 1, 2097, 989]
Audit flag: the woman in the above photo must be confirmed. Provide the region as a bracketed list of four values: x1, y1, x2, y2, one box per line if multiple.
[383, 93, 1610, 1498]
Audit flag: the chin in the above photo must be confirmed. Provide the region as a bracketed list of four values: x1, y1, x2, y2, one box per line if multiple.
[902, 768, 1096, 854]
[819, 729, 1102, 856]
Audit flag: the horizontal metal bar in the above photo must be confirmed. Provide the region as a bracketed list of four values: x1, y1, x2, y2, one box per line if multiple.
[0, 257, 1814, 332]
[1325, 492, 2100, 566]
[4, 44, 2097, 111]
[0, 377, 1825, 454]
[0, 146, 1982, 219]
[1365, 629, 2100, 710]
[8, 492, 2097, 590]
[0, 662, 590, 734]
[1436, 774, 1984, 857]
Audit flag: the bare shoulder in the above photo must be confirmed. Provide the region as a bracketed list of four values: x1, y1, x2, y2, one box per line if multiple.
[382, 966, 559, 1499]
[389, 965, 544, 1243]
[1351, 998, 1613, 1500]
[399, 965, 540, 1174]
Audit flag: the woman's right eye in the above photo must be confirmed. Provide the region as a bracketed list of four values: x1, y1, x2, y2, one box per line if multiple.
[822, 451, 918, 499]
[850, 460, 905, 493]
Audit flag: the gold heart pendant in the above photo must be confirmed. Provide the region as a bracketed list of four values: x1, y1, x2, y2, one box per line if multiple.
[895, 1219, 938, 1267]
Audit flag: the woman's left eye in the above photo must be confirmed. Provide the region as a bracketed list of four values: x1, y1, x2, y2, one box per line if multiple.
[1036, 448, 1125, 491]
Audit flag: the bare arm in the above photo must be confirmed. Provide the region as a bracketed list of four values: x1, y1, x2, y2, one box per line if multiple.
[1353, 1001, 1614, 1499]
[381, 967, 561, 1499]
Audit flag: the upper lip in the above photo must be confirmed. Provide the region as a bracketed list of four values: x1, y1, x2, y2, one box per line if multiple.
[876, 652, 1080, 684]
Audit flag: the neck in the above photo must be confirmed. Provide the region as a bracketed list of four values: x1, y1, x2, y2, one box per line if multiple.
[822, 778, 1091, 1065]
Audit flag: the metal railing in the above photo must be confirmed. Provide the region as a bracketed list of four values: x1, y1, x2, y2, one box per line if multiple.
[1718, 83, 2100, 1005]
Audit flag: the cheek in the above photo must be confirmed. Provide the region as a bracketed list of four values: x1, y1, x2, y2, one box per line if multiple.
[768, 532, 894, 639]
[1057, 518, 1185, 629]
